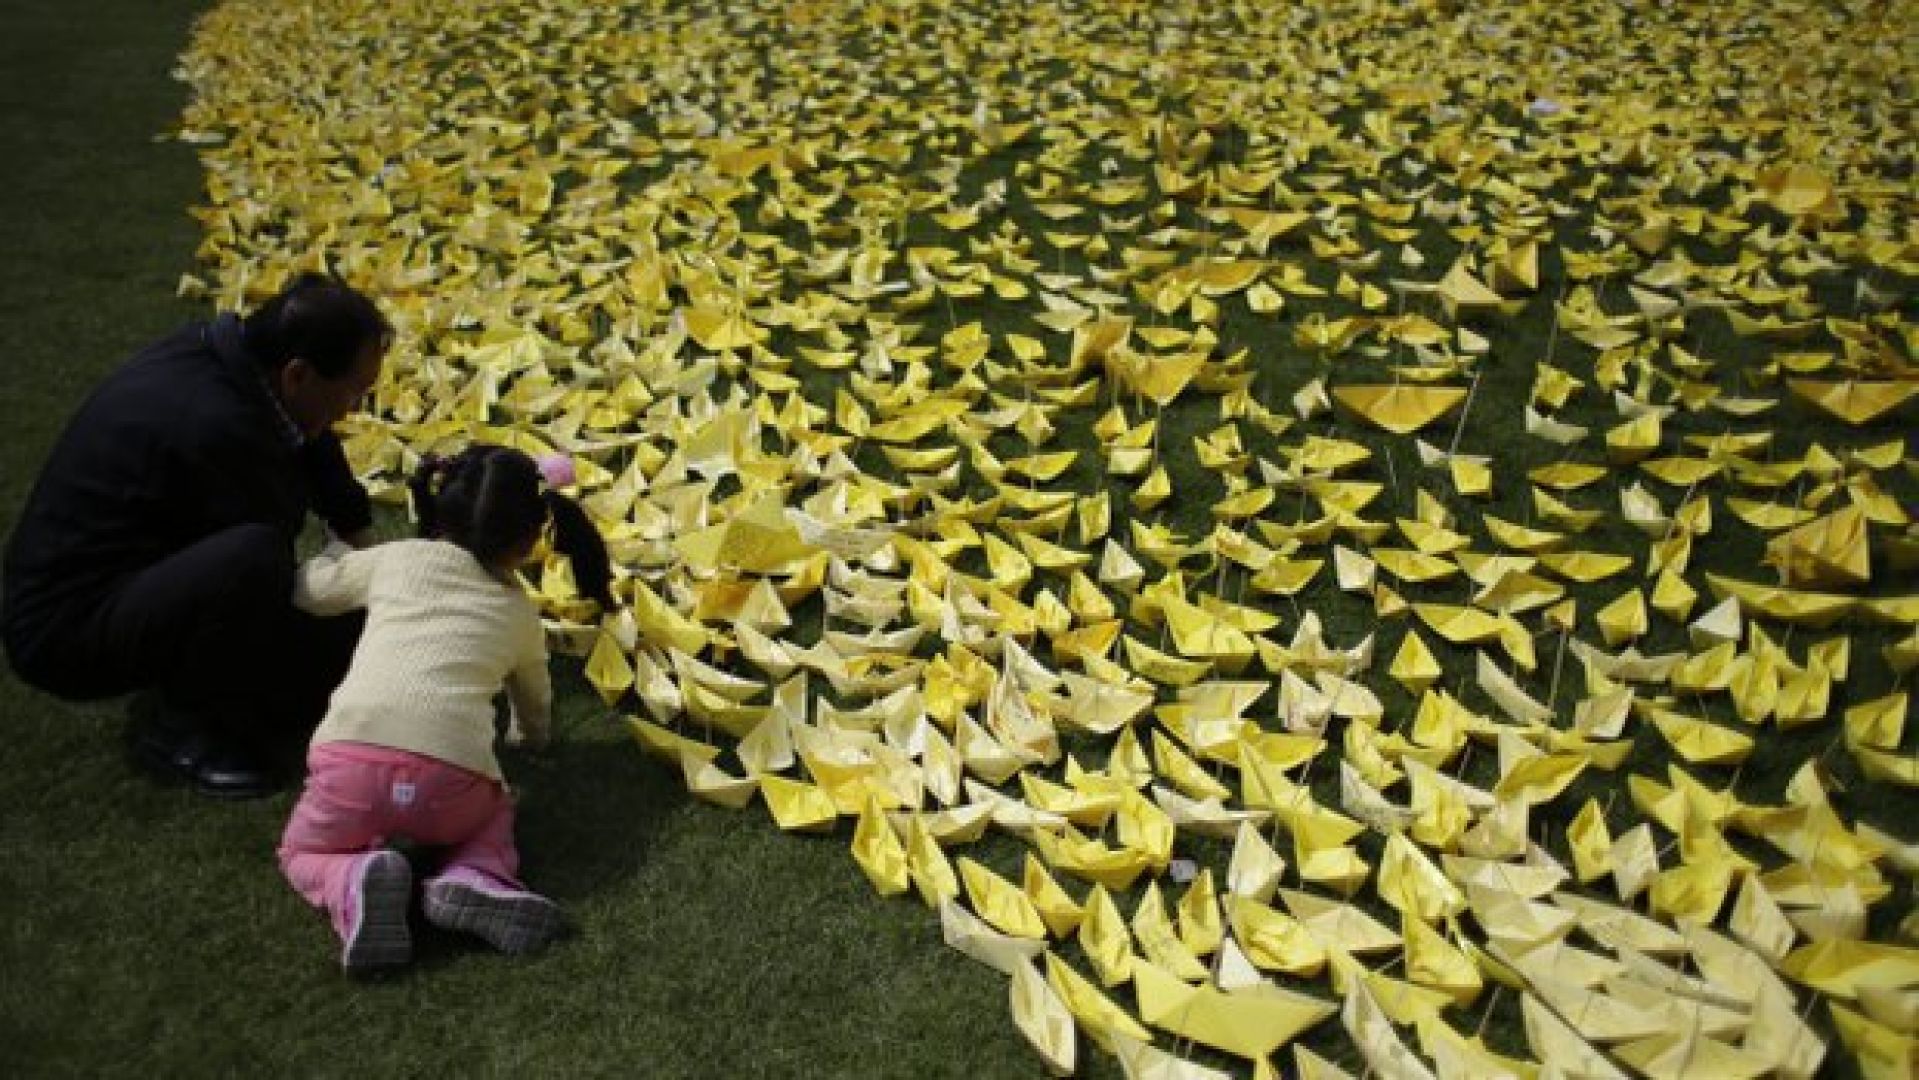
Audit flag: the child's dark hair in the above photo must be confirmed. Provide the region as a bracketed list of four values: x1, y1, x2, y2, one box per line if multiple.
[408, 446, 615, 607]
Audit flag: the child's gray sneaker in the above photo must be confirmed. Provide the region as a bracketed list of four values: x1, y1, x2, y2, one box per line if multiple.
[422, 875, 564, 955]
[342, 850, 413, 975]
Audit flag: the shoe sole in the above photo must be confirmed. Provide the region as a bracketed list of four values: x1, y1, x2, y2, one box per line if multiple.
[343, 852, 413, 974]
[190, 773, 284, 800]
[423, 880, 564, 955]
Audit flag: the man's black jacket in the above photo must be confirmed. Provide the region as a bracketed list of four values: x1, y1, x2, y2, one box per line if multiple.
[3, 313, 371, 645]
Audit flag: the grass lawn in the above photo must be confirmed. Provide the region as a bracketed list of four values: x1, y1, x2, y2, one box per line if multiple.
[3, 1, 1914, 1079]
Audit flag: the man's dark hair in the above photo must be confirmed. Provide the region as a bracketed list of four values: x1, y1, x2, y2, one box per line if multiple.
[242, 273, 392, 378]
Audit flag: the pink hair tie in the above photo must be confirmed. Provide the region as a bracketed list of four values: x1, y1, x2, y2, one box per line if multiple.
[536, 453, 577, 489]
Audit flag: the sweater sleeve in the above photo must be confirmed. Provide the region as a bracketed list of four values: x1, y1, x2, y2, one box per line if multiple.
[503, 610, 553, 747]
[300, 432, 374, 540]
[293, 543, 382, 616]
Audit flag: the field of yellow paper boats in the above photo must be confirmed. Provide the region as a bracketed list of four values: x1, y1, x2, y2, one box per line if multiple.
[176, 0, 1914, 1074]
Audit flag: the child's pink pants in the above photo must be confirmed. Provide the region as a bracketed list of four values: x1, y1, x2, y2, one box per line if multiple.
[279, 741, 522, 942]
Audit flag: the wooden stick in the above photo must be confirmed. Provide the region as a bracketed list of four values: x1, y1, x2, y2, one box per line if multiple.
[1445, 369, 1484, 462]
[1547, 626, 1573, 711]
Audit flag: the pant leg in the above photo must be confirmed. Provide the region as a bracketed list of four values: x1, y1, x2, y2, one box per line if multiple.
[17, 523, 287, 703]
[261, 606, 364, 735]
[18, 523, 360, 743]
[398, 760, 525, 890]
[436, 796, 525, 889]
[278, 745, 398, 942]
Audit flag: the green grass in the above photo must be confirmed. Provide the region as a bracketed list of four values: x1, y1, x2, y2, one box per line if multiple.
[0, 4, 1057, 1077]
[3, 2, 1914, 1078]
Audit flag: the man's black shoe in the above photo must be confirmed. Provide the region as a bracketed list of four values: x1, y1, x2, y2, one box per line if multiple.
[126, 693, 284, 800]
[183, 738, 284, 800]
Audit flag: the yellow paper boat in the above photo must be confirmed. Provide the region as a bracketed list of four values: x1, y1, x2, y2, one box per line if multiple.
[1129, 881, 1210, 982]
[759, 774, 839, 833]
[1010, 958, 1077, 1077]
[850, 796, 910, 896]
[1520, 992, 1629, 1079]
[1076, 883, 1137, 987]
[1023, 855, 1085, 939]
[958, 856, 1049, 940]
[1788, 378, 1918, 424]
[1706, 574, 1856, 627]
[1756, 163, 1840, 216]
[1763, 505, 1872, 587]
[938, 898, 1046, 976]
[1436, 259, 1507, 318]
[904, 814, 961, 907]
[1032, 826, 1155, 891]
[1331, 384, 1468, 435]
[1045, 951, 1152, 1053]
[1133, 959, 1334, 1061]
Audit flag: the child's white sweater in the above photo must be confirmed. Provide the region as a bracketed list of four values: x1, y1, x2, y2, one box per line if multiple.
[294, 539, 550, 780]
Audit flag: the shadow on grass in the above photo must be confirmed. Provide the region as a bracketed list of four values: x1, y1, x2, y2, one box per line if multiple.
[363, 703, 694, 974]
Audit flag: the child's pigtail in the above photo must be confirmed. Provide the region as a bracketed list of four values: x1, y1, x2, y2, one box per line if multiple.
[543, 490, 615, 608]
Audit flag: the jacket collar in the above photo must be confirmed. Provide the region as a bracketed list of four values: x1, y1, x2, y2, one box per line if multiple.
[207, 313, 305, 449]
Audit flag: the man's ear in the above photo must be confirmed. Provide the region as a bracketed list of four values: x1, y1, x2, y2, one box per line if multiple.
[279, 356, 315, 396]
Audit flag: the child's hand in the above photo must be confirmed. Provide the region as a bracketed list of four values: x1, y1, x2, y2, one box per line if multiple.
[505, 718, 550, 751]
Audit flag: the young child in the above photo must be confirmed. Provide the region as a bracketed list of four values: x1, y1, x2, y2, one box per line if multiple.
[278, 445, 614, 974]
